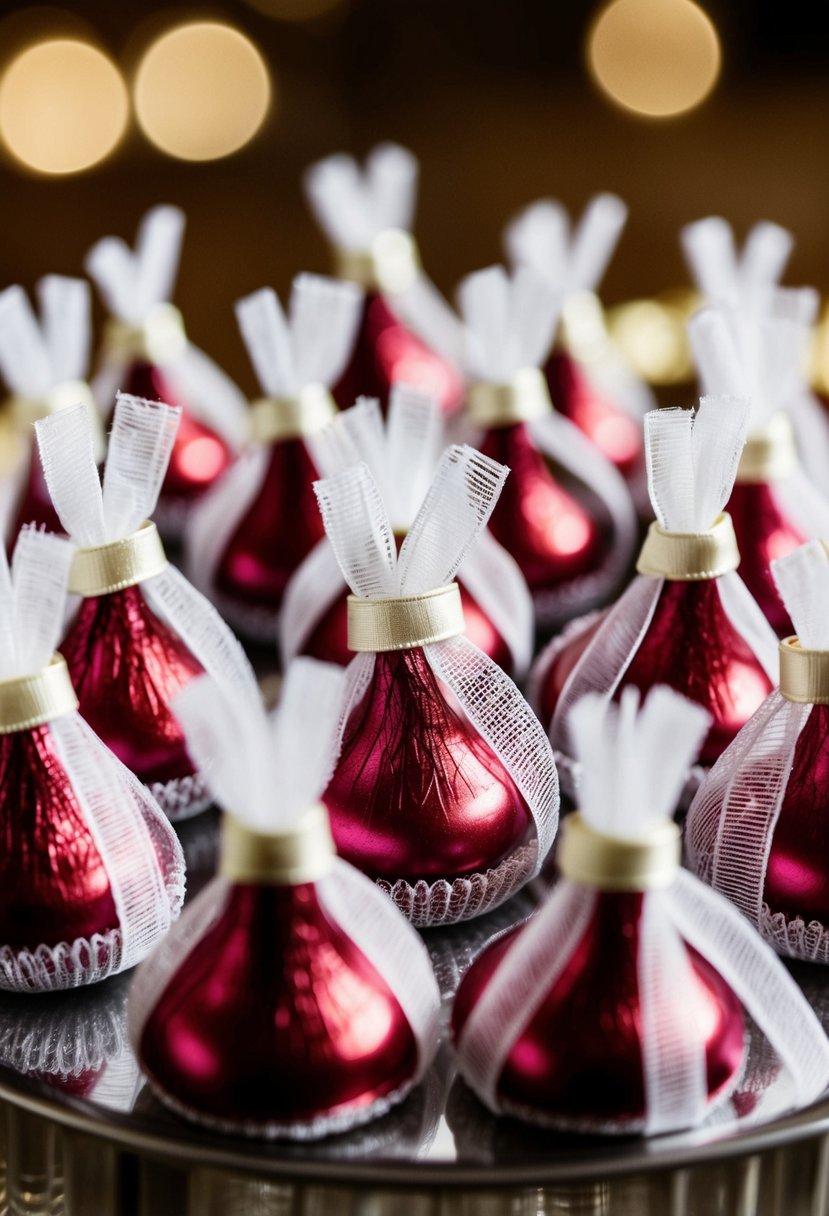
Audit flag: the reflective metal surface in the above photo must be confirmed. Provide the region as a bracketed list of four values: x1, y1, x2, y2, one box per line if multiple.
[1, 810, 829, 1213]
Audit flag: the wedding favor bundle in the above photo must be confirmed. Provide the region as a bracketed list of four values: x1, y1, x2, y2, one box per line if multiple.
[85, 205, 248, 536]
[185, 275, 363, 641]
[505, 193, 653, 486]
[687, 540, 829, 964]
[533, 395, 777, 798]
[0, 276, 100, 543]
[35, 394, 258, 821]
[129, 659, 440, 1139]
[683, 215, 829, 485]
[0, 527, 184, 993]
[315, 446, 559, 926]
[452, 687, 829, 1134]
[304, 142, 464, 414]
[400, 262, 638, 627]
[689, 298, 829, 634]
[280, 386, 533, 677]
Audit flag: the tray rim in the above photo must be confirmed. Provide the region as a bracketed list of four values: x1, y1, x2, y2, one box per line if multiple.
[2, 1065, 829, 1189]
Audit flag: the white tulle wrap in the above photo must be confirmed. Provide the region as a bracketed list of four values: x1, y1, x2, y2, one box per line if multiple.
[0, 276, 100, 543]
[687, 540, 829, 962]
[35, 395, 259, 821]
[128, 658, 441, 1139]
[456, 687, 829, 1134]
[393, 261, 639, 624]
[683, 216, 829, 486]
[85, 205, 247, 459]
[0, 528, 184, 994]
[534, 396, 778, 799]
[314, 448, 559, 926]
[505, 193, 656, 426]
[281, 388, 534, 676]
[184, 275, 363, 640]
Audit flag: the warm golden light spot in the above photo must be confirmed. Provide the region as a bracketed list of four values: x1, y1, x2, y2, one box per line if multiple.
[607, 294, 698, 385]
[0, 39, 128, 175]
[134, 22, 271, 162]
[587, 0, 721, 119]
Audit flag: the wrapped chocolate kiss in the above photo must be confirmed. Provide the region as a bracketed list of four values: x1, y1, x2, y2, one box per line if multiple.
[505, 193, 653, 495]
[304, 142, 465, 414]
[281, 386, 533, 677]
[398, 263, 638, 628]
[35, 394, 259, 822]
[185, 275, 363, 642]
[0, 276, 101, 544]
[0, 526, 184, 993]
[85, 205, 248, 538]
[129, 659, 440, 1139]
[687, 540, 829, 963]
[683, 216, 829, 487]
[316, 447, 559, 926]
[533, 394, 777, 801]
[689, 301, 829, 634]
[453, 686, 829, 1134]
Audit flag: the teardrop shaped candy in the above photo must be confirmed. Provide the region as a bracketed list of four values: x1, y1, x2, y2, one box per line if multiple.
[727, 481, 804, 635]
[545, 351, 643, 480]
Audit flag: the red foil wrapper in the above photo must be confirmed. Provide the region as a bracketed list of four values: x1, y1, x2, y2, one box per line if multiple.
[139, 881, 418, 1129]
[214, 439, 325, 621]
[9, 447, 63, 546]
[334, 293, 464, 416]
[61, 586, 202, 789]
[452, 891, 744, 1127]
[545, 351, 644, 481]
[0, 725, 118, 952]
[301, 581, 513, 675]
[478, 422, 609, 596]
[540, 581, 773, 767]
[727, 482, 804, 635]
[118, 359, 233, 524]
[323, 648, 532, 883]
[764, 703, 829, 926]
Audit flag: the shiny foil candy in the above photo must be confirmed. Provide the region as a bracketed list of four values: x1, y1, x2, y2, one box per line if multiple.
[323, 648, 534, 890]
[452, 890, 745, 1131]
[545, 349, 644, 482]
[727, 480, 804, 635]
[61, 586, 206, 818]
[136, 880, 420, 1136]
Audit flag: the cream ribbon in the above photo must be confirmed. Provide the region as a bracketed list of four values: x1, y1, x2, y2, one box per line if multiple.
[102, 302, 188, 366]
[9, 380, 98, 431]
[736, 412, 798, 484]
[219, 803, 335, 885]
[347, 583, 465, 652]
[636, 512, 740, 581]
[558, 811, 680, 892]
[466, 366, 553, 430]
[0, 654, 79, 734]
[779, 636, 829, 705]
[334, 229, 421, 295]
[69, 520, 168, 598]
[248, 383, 337, 446]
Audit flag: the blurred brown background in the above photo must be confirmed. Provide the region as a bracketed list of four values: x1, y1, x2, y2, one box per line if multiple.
[1, 0, 828, 396]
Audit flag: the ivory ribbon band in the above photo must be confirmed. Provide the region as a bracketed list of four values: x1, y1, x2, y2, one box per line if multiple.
[334, 229, 421, 295]
[103, 302, 188, 366]
[466, 367, 553, 429]
[558, 290, 608, 364]
[558, 811, 680, 892]
[0, 654, 78, 734]
[69, 520, 168, 598]
[635, 512, 740, 581]
[347, 583, 465, 652]
[779, 636, 829, 704]
[736, 412, 798, 484]
[220, 803, 335, 885]
[249, 383, 337, 446]
[10, 380, 98, 430]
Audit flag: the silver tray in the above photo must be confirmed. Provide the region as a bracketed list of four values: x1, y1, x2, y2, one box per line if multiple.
[2, 808, 829, 1212]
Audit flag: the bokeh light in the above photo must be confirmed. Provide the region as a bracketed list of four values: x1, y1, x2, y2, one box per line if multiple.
[0, 38, 128, 175]
[587, 0, 721, 119]
[134, 22, 271, 162]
